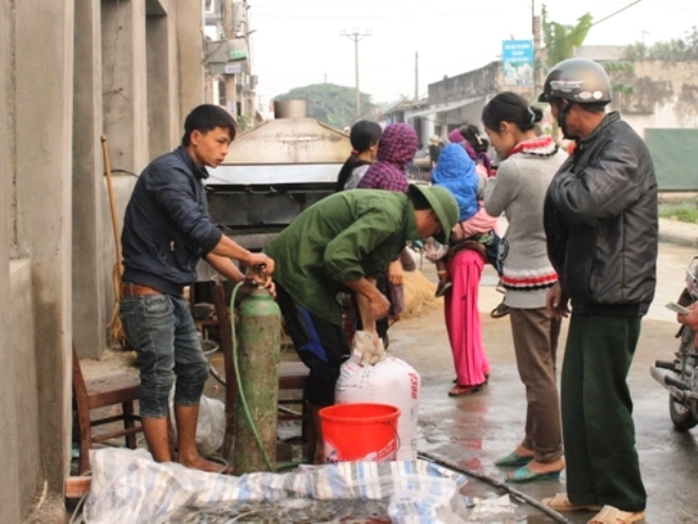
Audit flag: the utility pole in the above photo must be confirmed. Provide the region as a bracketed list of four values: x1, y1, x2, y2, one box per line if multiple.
[532, 0, 542, 92]
[414, 51, 419, 101]
[340, 29, 372, 119]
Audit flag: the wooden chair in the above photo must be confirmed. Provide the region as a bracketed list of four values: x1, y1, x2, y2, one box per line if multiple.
[72, 345, 142, 473]
[210, 278, 314, 462]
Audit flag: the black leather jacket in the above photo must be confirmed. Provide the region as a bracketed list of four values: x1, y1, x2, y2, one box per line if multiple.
[544, 112, 658, 316]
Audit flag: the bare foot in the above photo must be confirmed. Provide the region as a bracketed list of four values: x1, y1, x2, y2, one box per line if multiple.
[179, 454, 228, 473]
[525, 458, 565, 474]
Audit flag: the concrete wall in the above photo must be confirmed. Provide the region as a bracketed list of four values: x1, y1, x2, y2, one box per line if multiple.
[0, 3, 24, 521]
[102, 0, 150, 174]
[1, 0, 206, 518]
[14, 0, 75, 495]
[8, 261, 41, 518]
[73, 0, 109, 361]
[147, 6, 181, 158]
[428, 62, 500, 105]
[175, 0, 205, 115]
[613, 60, 698, 133]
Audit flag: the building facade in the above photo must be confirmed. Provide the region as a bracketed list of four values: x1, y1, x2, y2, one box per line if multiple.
[1, 0, 204, 520]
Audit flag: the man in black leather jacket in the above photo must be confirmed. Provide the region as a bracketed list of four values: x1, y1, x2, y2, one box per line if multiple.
[540, 59, 657, 523]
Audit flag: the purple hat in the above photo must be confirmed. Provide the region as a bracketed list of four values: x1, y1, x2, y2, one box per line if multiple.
[448, 129, 465, 144]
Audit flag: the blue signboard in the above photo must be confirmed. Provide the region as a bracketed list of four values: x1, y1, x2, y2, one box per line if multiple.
[502, 40, 534, 86]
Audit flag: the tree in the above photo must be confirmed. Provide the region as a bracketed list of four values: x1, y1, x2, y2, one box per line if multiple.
[541, 5, 593, 69]
[275, 83, 375, 129]
[624, 26, 698, 61]
[540, 5, 633, 102]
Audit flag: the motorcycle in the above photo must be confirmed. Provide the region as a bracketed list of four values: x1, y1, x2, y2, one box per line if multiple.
[650, 255, 698, 430]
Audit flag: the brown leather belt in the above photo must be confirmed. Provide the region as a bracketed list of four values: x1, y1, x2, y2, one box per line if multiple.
[121, 282, 163, 297]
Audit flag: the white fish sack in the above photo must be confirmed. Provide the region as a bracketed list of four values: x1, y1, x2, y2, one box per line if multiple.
[336, 332, 421, 461]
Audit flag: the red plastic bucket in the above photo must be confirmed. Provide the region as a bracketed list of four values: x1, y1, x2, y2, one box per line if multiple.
[319, 403, 400, 463]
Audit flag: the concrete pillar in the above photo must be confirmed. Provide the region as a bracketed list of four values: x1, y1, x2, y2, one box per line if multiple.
[0, 5, 21, 521]
[175, 0, 205, 116]
[15, 0, 75, 491]
[147, 6, 180, 158]
[101, 0, 149, 173]
[73, 0, 108, 359]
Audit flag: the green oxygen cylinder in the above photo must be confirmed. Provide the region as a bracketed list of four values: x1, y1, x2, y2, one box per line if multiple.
[232, 286, 281, 474]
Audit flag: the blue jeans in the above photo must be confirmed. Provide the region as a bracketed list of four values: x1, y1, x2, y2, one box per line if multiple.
[120, 293, 209, 418]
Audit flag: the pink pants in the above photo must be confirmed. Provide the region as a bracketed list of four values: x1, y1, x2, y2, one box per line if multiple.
[445, 249, 490, 386]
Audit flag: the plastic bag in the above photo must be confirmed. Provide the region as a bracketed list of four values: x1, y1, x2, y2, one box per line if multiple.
[168, 389, 225, 457]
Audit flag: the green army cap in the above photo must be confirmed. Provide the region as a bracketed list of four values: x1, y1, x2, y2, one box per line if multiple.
[409, 184, 459, 244]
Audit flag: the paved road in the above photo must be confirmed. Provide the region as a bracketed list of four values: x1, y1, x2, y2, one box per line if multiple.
[390, 240, 698, 523]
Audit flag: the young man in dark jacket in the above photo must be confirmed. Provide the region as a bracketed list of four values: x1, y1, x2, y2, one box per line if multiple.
[540, 58, 657, 523]
[120, 104, 274, 472]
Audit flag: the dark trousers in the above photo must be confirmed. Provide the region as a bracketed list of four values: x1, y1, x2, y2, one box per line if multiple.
[562, 314, 646, 511]
[275, 284, 350, 407]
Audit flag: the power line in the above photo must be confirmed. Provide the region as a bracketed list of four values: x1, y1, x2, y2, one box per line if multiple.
[253, 0, 521, 7]
[251, 7, 517, 20]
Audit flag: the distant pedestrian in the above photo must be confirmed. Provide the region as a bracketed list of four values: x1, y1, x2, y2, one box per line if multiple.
[357, 123, 419, 333]
[482, 92, 567, 483]
[428, 135, 443, 167]
[336, 120, 382, 191]
[428, 143, 495, 396]
[357, 123, 417, 192]
[540, 58, 657, 524]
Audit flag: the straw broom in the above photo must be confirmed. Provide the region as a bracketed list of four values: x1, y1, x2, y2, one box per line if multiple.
[101, 135, 128, 348]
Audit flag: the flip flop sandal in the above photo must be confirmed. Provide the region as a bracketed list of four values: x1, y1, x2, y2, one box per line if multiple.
[588, 505, 645, 524]
[490, 302, 511, 318]
[542, 493, 602, 512]
[506, 464, 561, 483]
[435, 280, 453, 297]
[495, 451, 533, 468]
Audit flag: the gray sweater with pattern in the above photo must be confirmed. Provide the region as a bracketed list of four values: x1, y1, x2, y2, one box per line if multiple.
[485, 145, 567, 309]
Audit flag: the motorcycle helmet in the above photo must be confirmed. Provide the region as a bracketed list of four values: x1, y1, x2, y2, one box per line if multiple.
[538, 58, 612, 105]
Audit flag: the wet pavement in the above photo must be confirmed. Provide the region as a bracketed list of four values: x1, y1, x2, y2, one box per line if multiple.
[388, 239, 698, 523]
[79, 217, 698, 523]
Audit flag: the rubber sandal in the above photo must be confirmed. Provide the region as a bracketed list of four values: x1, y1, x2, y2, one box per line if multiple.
[495, 451, 533, 468]
[542, 493, 602, 512]
[490, 302, 510, 318]
[448, 383, 483, 396]
[587, 505, 645, 524]
[435, 279, 452, 298]
[505, 464, 561, 483]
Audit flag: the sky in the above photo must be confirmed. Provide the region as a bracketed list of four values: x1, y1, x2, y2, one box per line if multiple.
[245, 0, 698, 108]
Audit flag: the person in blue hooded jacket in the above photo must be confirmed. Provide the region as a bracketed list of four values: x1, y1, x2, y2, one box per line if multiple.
[431, 143, 480, 220]
[429, 143, 498, 396]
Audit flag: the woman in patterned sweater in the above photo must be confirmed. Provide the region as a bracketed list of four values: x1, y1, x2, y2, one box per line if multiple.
[483, 92, 568, 483]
